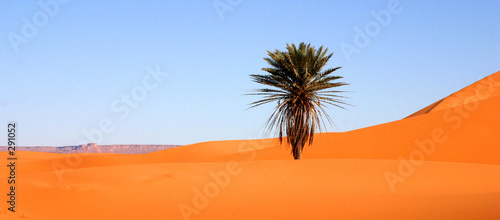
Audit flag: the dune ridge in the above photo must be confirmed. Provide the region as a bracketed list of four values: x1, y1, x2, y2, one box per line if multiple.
[406, 70, 500, 118]
[2, 70, 499, 219]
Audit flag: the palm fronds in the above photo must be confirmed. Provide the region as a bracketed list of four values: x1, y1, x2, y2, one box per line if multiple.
[248, 42, 349, 159]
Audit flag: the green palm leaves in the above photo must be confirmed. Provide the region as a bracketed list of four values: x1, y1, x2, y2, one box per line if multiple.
[249, 43, 349, 159]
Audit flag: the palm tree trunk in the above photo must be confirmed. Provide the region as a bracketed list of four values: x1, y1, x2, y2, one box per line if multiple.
[294, 148, 302, 160]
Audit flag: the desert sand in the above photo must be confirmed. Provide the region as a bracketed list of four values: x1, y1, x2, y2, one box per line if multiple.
[1, 71, 500, 219]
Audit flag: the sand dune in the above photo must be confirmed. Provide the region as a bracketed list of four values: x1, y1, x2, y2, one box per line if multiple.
[406, 71, 500, 118]
[1, 71, 499, 219]
[2, 158, 500, 219]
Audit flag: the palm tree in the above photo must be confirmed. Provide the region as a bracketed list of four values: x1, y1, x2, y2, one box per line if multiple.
[248, 42, 349, 160]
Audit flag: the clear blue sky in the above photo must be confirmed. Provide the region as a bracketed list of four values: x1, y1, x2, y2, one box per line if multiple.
[1, 0, 499, 146]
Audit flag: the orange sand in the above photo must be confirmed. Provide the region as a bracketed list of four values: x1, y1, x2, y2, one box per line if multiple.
[1, 71, 499, 219]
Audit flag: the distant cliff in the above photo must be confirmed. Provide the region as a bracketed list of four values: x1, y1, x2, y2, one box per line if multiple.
[0, 143, 180, 154]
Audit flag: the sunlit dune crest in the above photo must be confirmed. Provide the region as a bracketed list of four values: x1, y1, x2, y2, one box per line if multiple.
[2, 71, 499, 219]
[407, 71, 500, 118]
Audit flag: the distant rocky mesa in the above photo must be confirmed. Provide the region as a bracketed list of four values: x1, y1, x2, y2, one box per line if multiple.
[0, 143, 180, 154]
